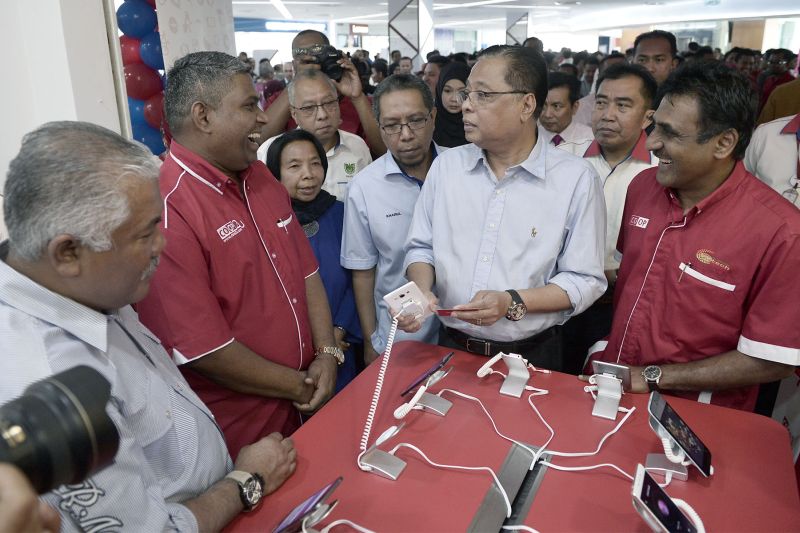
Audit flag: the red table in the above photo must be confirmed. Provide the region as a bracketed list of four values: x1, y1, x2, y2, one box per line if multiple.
[228, 342, 800, 532]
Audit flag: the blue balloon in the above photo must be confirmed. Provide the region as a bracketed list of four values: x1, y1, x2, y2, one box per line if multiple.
[140, 31, 164, 70]
[132, 122, 165, 155]
[117, 1, 157, 39]
[128, 97, 148, 128]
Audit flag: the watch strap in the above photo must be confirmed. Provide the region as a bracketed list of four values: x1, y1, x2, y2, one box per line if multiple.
[506, 289, 524, 307]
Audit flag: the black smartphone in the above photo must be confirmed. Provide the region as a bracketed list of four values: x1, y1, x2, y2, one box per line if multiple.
[273, 477, 343, 533]
[648, 392, 712, 477]
[400, 352, 454, 396]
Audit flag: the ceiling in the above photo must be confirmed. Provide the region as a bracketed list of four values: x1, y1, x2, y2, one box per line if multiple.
[231, 0, 800, 33]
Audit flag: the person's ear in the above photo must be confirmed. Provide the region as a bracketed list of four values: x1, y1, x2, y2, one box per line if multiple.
[713, 128, 739, 160]
[522, 93, 537, 122]
[46, 235, 83, 278]
[190, 101, 214, 134]
[642, 109, 655, 129]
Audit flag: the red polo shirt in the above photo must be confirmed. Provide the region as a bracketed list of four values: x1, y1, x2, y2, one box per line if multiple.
[590, 161, 800, 411]
[136, 141, 318, 456]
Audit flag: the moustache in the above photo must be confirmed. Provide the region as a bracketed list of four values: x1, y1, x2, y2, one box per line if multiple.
[140, 256, 160, 281]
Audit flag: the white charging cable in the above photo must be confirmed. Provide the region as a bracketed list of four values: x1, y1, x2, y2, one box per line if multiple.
[387, 442, 513, 518]
[476, 354, 551, 396]
[583, 374, 632, 414]
[673, 499, 706, 533]
[302, 516, 376, 533]
[502, 525, 541, 533]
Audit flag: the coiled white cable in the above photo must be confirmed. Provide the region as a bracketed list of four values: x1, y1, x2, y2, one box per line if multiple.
[673, 499, 706, 533]
[388, 442, 513, 518]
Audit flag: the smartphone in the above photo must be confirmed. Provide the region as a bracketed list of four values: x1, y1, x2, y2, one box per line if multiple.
[382, 281, 432, 321]
[647, 392, 712, 477]
[592, 360, 632, 390]
[400, 352, 454, 396]
[436, 308, 479, 317]
[632, 464, 697, 533]
[272, 477, 343, 533]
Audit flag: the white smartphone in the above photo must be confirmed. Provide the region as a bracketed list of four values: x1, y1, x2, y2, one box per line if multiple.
[647, 392, 712, 477]
[592, 360, 632, 390]
[632, 464, 697, 533]
[382, 281, 433, 322]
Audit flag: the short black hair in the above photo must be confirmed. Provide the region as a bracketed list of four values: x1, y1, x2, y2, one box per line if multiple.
[292, 30, 329, 49]
[559, 63, 579, 78]
[634, 30, 678, 58]
[372, 74, 433, 122]
[657, 61, 756, 160]
[372, 60, 388, 77]
[427, 55, 450, 68]
[266, 129, 328, 180]
[426, 50, 441, 61]
[548, 71, 581, 104]
[600, 52, 626, 67]
[596, 63, 658, 109]
[522, 36, 544, 53]
[586, 56, 600, 67]
[479, 45, 549, 119]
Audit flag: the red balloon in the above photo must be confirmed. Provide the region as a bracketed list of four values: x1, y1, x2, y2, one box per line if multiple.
[146, 0, 156, 6]
[124, 63, 162, 100]
[143, 92, 164, 130]
[120, 35, 142, 65]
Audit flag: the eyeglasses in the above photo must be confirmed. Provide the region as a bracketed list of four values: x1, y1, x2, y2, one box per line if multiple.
[782, 181, 799, 206]
[292, 44, 327, 57]
[291, 98, 340, 117]
[455, 89, 528, 106]
[379, 112, 432, 135]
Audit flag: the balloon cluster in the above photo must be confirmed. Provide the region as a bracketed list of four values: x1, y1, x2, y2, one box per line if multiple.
[117, 0, 165, 155]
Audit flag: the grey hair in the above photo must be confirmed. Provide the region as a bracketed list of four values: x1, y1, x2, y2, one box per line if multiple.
[165, 51, 251, 135]
[372, 74, 433, 122]
[3, 121, 160, 261]
[286, 69, 337, 106]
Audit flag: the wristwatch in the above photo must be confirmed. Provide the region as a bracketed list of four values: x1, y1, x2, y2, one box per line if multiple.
[316, 345, 345, 365]
[225, 470, 264, 511]
[504, 289, 527, 321]
[642, 365, 662, 392]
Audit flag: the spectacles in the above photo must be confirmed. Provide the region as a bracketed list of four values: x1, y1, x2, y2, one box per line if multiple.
[291, 98, 340, 117]
[379, 112, 432, 135]
[456, 89, 528, 106]
[292, 44, 327, 57]
[782, 182, 799, 206]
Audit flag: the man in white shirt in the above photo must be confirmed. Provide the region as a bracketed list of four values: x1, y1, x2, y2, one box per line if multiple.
[259, 69, 372, 199]
[744, 113, 800, 208]
[0, 121, 296, 532]
[538, 71, 594, 157]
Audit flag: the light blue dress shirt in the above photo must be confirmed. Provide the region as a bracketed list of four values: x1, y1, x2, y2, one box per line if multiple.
[341, 147, 443, 352]
[0, 253, 231, 532]
[404, 139, 607, 342]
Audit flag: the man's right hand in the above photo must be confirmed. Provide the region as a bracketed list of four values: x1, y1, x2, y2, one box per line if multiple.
[234, 433, 297, 495]
[395, 291, 438, 334]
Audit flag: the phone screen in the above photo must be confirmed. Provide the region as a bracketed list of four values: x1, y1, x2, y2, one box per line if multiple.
[659, 401, 712, 477]
[639, 469, 697, 533]
[400, 352, 454, 396]
[273, 477, 342, 533]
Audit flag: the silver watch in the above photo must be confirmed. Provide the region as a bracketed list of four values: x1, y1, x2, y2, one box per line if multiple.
[226, 470, 264, 511]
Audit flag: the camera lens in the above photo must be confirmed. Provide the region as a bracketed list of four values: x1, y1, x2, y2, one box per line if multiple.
[0, 366, 119, 494]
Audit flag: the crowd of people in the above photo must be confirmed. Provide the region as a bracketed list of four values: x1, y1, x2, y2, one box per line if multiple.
[1, 25, 799, 531]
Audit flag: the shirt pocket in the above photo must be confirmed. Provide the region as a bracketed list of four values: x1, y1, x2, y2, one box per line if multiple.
[678, 262, 736, 292]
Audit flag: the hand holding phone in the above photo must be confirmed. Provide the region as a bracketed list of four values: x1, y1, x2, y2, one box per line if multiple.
[383, 282, 434, 333]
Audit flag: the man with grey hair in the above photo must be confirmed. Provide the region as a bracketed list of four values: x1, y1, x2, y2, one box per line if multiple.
[0, 121, 296, 531]
[137, 51, 341, 458]
[257, 69, 372, 199]
[341, 74, 442, 364]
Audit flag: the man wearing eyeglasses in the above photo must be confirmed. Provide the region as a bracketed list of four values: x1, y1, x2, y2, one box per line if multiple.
[401, 45, 607, 372]
[341, 74, 443, 365]
[260, 30, 385, 158]
[257, 70, 372, 200]
[759, 49, 796, 113]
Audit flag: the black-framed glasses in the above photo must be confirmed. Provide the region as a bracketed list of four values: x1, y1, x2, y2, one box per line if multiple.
[291, 98, 340, 117]
[379, 112, 432, 135]
[455, 89, 528, 106]
[292, 44, 327, 57]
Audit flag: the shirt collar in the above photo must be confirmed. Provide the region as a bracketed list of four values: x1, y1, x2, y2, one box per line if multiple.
[584, 130, 651, 163]
[325, 130, 343, 157]
[662, 160, 748, 215]
[780, 113, 800, 135]
[169, 141, 264, 194]
[0, 250, 110, 352]
[384, 142, 440, 186]
[466, 137, 546, 181]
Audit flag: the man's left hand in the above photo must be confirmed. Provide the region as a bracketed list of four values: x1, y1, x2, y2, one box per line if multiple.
[331, 59, 363, 100]
[452, 290, 513, 326]
[294, 355, 337, 414]
[578, 365, 650, 394]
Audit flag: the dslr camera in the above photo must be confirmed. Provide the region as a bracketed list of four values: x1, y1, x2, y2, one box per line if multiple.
[298, 44, 345, 82]
[0, 366, 119, 493]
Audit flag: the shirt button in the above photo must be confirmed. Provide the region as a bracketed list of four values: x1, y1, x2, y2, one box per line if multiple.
[166, 410, 171, 419]
[482, 256, 489, 262]
[292, 298, 297, 304]
[489, 223, 495, 229]
[272, 253, 277, 258]
[216, 182, 222, 188]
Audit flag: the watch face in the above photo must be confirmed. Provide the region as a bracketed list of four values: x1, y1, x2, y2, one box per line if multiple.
[643, 366, 661, 380]
[506, 304, 527, 321]
[243, 478, 263, 506]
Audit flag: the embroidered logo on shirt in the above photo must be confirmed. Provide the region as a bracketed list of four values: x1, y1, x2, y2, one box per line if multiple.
[629, 215, 649, 229]
[531, 227, 538, 238]
[385, 212, 402, 218]
[344, 162, 356, 175]
[217, 220, 245, 242]
[696, 249, 731, 271]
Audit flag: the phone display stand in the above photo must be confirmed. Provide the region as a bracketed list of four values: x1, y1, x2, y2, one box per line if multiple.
[645, 453, 689, 481]
[360, 448, 407, 480]
[416, 391, 452, 416]
[499, 354, 530, 398]
[591, 373, 624, 420]
[301, 501, 339, 533]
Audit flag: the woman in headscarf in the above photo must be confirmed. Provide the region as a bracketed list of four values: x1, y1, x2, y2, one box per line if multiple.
[433, 61, 471, 147]
[266, 129, 362, 392]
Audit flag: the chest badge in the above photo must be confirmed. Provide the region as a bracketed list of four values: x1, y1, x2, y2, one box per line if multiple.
[531, 227, 538, 238]
[344, 162, 356, 175]
[696, 249, 731, 271]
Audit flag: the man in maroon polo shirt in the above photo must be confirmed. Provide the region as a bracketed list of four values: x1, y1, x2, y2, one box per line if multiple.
[136, 51, 341, 457]
[587, 61, 800, 411]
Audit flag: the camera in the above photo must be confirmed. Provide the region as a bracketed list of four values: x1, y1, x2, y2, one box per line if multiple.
[0, 366, 119, 494]
[310, 45, 345, 82]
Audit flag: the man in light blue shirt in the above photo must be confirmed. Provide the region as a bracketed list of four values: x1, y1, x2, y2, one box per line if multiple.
[341, 74, 442, 363]
[402, 46, 606, 371]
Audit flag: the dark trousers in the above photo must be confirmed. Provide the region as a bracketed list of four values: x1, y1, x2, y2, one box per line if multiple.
[561, 300, 613, 375]
[439, 323, 565, 373]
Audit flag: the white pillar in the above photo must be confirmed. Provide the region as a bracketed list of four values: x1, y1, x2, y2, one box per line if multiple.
[389, 0, 434, 70]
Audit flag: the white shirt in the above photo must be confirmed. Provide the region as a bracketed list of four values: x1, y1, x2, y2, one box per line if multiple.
[538, 121, 595, 157]
[744, 113, 800, 205]
[404, 140, 607, 342]
[583, 131, 658, 270]
[258, 129, 372, 200]
[0, 248, 231, 532]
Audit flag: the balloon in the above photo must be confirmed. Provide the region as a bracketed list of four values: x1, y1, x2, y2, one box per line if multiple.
[120, 36, 142, 65]
[132, 122, 165, 156]
[128, 97, 148, 128]
[117, 1, 157, 39]
[143, 92, 164, 130]
[140, 31, 164, 70]
[145, 0, 156, 7]
[124, 63, 162, 100]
